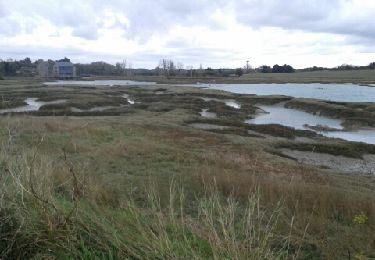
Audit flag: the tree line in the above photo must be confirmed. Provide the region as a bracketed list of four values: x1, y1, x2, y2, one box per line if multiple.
[1, 57, 375, 78]
[256, 64, 295, 73]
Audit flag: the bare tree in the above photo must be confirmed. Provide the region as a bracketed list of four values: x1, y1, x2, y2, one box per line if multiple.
[186, 65, 194, 78]
[121, 59, 127, 76]
[127, 62, 133, 76]
[160, 59, 168, 77]
[159, 59, 177, 77]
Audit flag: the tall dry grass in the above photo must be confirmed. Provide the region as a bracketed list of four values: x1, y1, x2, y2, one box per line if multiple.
[0, 127, 293, 259]
[195, 150, 375, 258]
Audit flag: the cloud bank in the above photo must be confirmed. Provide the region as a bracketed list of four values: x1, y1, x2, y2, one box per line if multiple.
[0, 0, 374, 68]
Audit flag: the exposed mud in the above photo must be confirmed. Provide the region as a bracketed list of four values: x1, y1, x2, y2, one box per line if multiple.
[280, 148, 375, 175]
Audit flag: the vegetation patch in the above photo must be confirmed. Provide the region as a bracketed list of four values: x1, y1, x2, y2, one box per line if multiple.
[276, 141, 375, 158]
[246, 124, 317, 139]
[0, 97, 27, 109]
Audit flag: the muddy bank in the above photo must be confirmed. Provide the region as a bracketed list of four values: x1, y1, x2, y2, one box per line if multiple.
[280, 148, 375, 175]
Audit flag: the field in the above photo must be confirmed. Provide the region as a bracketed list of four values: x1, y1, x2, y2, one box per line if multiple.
[107, 69, 375, 85]
[1, 77, 375, 259]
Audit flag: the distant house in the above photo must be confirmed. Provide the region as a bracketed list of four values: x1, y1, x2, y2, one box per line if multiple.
[53, 58, 76, 78]
[37, 60, 54, 78]
[37, 58, 76, 78]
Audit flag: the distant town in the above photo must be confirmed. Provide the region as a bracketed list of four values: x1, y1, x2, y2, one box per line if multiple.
[0, 57, 375, 79]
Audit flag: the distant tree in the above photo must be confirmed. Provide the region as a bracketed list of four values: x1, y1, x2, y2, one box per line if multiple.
[159, 59, 177, 77]
[176, 62, 184, 75]
[336, 64, 355, 70]
[76, 61, 119, 76]
[58, 57, 71, 62]
[205, 67, 216, 76]
[115, 62, 122, 74]
[301, 66, 326, 72]
[235, 68, 244, 77]
[168, 60, 175, 76]
[0, 62, 4, 76]
[369, 62, 375, 69]
[283, 64, 295, 73]
[127, 62, 133, 76]
[186, 65, 194, 78]
[272, 64, 295, 73]
[4, 62, 19, 75]
[258, 65, 272, 73]
[20, 57, 32, 66]
[120, 59, 127, 75]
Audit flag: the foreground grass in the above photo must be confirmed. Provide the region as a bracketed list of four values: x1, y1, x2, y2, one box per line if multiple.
[0, 130, 289, 259]
[0, 116, 374, 259]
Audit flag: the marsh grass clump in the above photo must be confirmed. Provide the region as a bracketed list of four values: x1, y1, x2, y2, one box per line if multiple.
[0, 97, 27, 109]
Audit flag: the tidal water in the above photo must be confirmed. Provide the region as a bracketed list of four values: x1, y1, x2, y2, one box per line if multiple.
[44, 80, 156, 86]
[246, 105, 344, 130]
[195, 83, 375, 102]
[247, 105, 375, 144]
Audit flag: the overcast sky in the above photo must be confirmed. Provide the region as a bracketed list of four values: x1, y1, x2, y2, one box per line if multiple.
[1, 0, 374, 69]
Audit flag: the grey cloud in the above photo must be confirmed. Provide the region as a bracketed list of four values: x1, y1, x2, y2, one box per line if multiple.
[3, 0, 375, 42]
[232, 0, 375, 41]
[0, 2, 6, 16]
[3, 0, 103, 39]
[234, 0, 340, 27]
[72, 24, 99, 40]
[3, 0, 224, 41]
[107, 0, 227, 41]
[0, 18, 21, 36]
